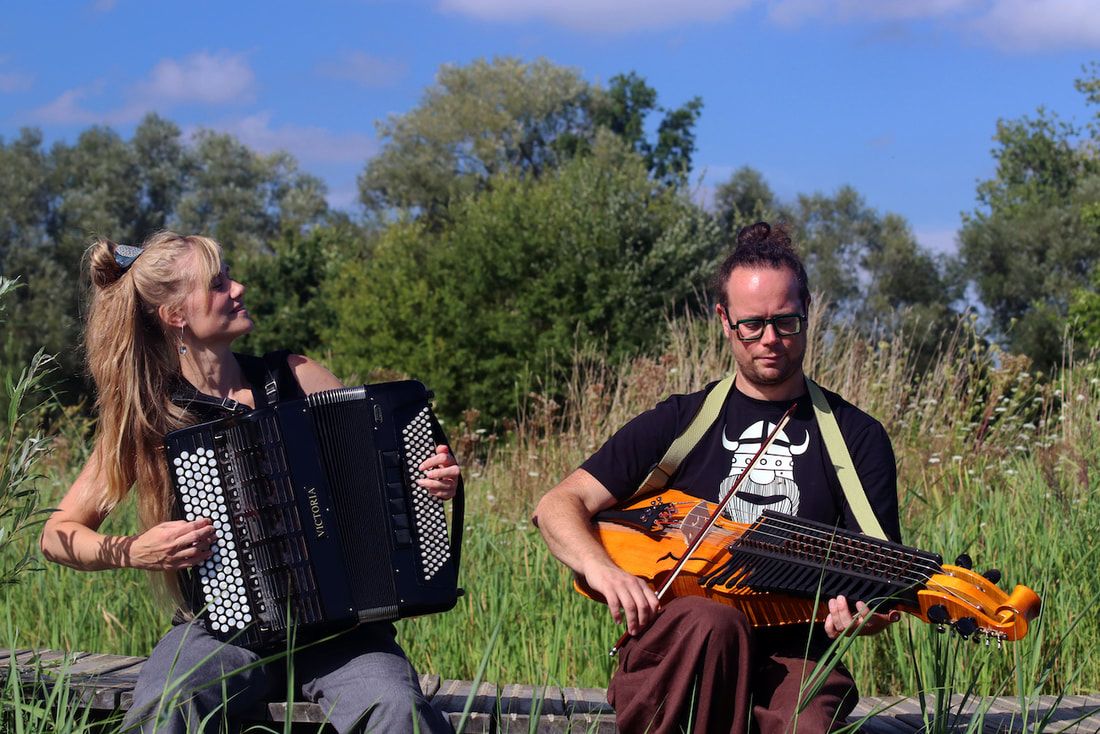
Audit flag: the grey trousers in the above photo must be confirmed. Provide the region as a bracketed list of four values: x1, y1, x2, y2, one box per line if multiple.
[121, 622, 453, 734]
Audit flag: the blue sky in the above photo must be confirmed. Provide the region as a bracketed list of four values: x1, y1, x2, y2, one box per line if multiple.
[1, 0, 1098, 255]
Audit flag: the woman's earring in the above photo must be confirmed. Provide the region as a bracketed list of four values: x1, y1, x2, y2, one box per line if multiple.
[178, 327, 188, 355]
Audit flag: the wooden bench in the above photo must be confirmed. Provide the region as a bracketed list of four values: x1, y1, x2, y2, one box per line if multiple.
[5, 648, 1100, 732]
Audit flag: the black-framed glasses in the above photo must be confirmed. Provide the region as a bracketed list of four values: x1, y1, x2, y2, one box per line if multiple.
[725, 311, 806, 341]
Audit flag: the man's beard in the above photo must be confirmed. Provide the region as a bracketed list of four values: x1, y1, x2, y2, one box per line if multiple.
[717, 474, 800, 525]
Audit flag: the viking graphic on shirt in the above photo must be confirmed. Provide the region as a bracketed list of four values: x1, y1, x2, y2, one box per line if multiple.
[717, 420, 809, 524]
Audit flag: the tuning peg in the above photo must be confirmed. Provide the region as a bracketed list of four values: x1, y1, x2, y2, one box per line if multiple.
[953, 617, 978, 639]
[927, 604, 950, 625]
[955, 553, 973, 570]
[981, 569, 1002, 584]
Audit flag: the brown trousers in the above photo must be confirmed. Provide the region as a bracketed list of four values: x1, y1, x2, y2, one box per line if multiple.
[607, 597, 858, 734]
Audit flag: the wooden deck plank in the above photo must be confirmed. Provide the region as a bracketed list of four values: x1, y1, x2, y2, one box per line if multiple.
[419, 672, 441, 698]
[433, 679, 498, 715]
[499, 683, 566, 717]
[561, 685, 613, 715]
[6, 647, 1100, 732]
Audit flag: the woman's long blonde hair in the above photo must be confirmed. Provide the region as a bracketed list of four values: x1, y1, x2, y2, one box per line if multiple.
[84, 232, 222, 597]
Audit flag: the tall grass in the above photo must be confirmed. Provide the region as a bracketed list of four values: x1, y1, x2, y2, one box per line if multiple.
[3, 306, 1098, 707]
[0, 276, 58, 588]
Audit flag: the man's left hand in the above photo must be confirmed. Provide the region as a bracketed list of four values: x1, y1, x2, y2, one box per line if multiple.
[824, 595, 901, 639]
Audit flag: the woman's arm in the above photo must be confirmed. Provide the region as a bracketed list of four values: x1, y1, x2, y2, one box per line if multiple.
[40, 446, 216, 572]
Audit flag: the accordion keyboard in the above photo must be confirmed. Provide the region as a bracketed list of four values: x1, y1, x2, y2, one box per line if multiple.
[402, 406, 451, 582]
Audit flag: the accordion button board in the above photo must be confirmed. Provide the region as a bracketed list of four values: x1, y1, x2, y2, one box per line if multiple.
[166, 380, 462, 651]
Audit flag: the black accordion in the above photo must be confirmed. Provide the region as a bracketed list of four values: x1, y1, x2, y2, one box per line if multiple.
[165, 380, 463, 650]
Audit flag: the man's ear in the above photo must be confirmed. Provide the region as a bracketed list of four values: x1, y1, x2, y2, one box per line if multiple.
[158, 304, 186, 330]
[716, 302, 733, 339]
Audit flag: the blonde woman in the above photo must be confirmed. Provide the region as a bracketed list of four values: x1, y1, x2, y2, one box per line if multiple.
[40, 232, 458, 734]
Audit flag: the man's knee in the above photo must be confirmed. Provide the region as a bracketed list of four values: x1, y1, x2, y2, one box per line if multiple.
[667, 596, 753, 646]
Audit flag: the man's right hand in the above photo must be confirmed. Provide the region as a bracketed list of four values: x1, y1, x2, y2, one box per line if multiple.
[581, 560, 660, 636]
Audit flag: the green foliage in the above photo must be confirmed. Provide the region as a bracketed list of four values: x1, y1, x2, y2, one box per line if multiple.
[175, 131, 329, 256]
[595, 72, 704, 187]
[713, 166, 779, 233]
[0, 278, 54, 587]
[358, 58, 705, 225]
[331, 147, 724, 420]
[233, 224, 362, 357]
[960, 64, 1100, 365]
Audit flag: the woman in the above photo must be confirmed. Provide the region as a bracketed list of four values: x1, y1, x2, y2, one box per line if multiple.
[40, 232, 458, 733]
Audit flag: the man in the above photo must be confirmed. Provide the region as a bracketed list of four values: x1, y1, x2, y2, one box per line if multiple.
[534, 221, 902, 733]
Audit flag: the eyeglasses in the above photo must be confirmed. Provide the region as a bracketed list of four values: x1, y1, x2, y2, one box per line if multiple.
[724, 311, 806, 341]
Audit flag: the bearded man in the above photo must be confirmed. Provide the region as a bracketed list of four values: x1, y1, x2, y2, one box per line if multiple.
[534, 221, 902, 733]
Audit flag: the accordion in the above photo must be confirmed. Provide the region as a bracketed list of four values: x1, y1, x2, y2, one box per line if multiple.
[165, 380, 463, 650]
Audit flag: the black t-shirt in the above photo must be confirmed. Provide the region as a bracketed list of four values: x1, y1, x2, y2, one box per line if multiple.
[581, 379, 901, 543]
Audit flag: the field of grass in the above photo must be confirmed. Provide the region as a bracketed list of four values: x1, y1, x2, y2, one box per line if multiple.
[3, 308, 1099, 723]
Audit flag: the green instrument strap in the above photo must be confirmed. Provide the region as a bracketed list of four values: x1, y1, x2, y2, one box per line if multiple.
[638, 374, 735, 495]
[638, 373, 889, 541]
[805, 378, 889, 540]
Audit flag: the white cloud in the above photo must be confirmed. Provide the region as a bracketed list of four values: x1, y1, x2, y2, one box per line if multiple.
[26, 52, 256, 126]
[133, 52, 256, 106]
[973, 0, 1100, 51]
[767, 0, 978, 25]
[317, 51, 408, 88]
[90, 0, 117, 12]
[207, 112, 379, 165]
[0, 71, 33, 93]
[766, 0, 1100, 49]
[438, 0, 754, 33]
[466, 0, 1100, 49]
[26, 84, 115, 125]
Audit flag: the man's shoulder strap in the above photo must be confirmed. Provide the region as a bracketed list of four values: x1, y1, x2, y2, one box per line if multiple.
[805, 378, 888, 540]
[637, 375, 735, 496]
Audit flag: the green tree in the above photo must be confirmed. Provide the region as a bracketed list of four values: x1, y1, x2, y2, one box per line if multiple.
[333, 141, 724, 420]
[960, 65, 1100, 364]
[713, 166, 781, 235]
[358, 58, 704, 224]
[234, 223, 362, 357]
[595, 72, 703, 187]
[176, 132, 329, 256]
[1067, 199, 1100, 349]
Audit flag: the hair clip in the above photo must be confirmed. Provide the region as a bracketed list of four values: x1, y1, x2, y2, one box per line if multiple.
[114, 244, 145, 270]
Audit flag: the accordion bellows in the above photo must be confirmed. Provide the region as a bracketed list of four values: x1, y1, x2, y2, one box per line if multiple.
[166, 380, 463, 650]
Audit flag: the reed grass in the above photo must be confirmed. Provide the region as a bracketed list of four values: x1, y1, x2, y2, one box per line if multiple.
[2, 306, 1098, 718]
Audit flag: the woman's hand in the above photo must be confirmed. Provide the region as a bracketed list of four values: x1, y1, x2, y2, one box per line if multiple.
[126, 518, 217, 571]
[417, 445, 461, 500]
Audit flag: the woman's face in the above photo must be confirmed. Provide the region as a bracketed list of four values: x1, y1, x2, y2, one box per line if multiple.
[181, 260, 254, 347]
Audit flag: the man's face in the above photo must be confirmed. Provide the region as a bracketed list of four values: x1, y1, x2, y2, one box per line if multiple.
[717, 265, 807, 398]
